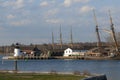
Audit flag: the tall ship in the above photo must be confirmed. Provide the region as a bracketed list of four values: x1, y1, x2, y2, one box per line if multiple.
[85, 10, 120, 60]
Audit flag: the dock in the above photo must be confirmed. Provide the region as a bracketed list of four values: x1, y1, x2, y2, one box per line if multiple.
[2, 56, 85, 60]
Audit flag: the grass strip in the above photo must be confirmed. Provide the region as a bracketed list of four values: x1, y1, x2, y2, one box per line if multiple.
[0, 72, 85, 80]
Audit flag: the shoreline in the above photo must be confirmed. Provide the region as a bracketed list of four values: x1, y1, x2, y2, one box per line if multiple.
[0, 70, 103, 77]
[2, 55, 120, 60]
[0, 70, 107, 80]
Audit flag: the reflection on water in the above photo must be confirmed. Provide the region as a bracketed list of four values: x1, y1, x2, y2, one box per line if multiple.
[0, 55, 120, 80]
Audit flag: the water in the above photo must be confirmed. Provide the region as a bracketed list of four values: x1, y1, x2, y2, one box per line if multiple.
[0, 55, 120, 80]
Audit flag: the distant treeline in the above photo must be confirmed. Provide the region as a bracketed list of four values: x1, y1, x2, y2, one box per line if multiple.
[0, 42, 112, 54]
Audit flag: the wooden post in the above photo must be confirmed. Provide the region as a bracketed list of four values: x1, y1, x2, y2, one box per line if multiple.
[14, 60, 18, 71]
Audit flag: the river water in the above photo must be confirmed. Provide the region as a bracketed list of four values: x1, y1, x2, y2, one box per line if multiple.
[0, 55, 120, 80]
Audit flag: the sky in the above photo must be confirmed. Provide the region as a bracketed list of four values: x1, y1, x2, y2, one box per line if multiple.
[0, 0, 120, 46]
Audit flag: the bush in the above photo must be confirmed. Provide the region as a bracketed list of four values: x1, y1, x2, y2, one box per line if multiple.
[83, 70, 91, 76]
[73, 71, 81, 75]
[49, 70, 57, 74]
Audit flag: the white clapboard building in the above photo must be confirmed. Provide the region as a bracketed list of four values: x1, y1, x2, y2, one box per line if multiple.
[63, 48, 86, 57]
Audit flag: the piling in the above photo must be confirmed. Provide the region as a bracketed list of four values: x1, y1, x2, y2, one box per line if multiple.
[14, 60, 18, 71]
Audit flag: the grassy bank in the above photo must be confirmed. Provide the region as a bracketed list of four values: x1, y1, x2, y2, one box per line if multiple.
[0, 72, 85, 80]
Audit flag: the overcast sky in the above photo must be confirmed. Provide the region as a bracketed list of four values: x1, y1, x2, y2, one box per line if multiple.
[0, 0, 120, 45]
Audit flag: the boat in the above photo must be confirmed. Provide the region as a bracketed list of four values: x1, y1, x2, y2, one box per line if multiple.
[85, 10, 120, 60]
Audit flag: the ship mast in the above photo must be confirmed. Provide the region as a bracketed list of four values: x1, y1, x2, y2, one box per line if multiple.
[109, 10, 119, 52]
[70, 27, 73, 48]
[52, 31, 54, 49]
[93, 10, 102, 53]
[60, 25, 63, 49]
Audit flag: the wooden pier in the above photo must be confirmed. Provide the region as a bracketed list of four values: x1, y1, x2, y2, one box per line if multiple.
[2, 56, 85, 60]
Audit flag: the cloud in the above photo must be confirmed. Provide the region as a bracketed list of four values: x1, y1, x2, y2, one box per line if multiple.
[74, 0, 90, 3]
[15, 0, 24, 9]
[63, 0, 90, 7]
[46, 19, 63, 24]
[2, 0, 24, 9]
[44, 8, 60, 24]
[64, 0, 72, 7]
[46, 8, 59, 17]
[7, 14, 15, 19]
[2, 1, 12, 7]
[28, 0, 34, 3]
[40, 1, 49, 7]
[80, 6, 93, 13]
[0, 26, 4, 30]
[10, 19, 31, 26]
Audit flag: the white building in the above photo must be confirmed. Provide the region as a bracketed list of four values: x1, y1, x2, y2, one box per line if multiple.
[63, 48, 86, 57]
[13, 43, 23, 57]
[14, 47, 23, 57]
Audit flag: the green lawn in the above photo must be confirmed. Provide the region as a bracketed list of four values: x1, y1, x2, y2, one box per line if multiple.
[0, 73, 85, 80]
